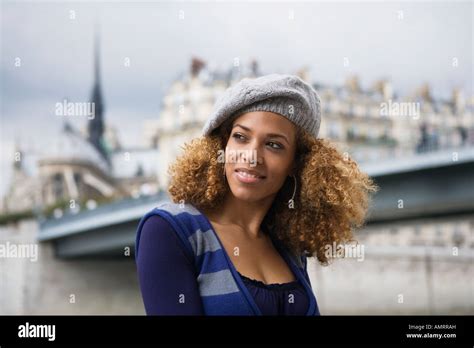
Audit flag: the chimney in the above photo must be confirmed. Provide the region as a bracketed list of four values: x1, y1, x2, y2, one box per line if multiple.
[250, 59, 259, 77]
[345, 75, 361, 93]
[191, 57, 206, 77]
[296, 67, 310, 82]
[418, 83, 433, 103]
[451, 87, 465, 113]
[373, 79, 393, 99]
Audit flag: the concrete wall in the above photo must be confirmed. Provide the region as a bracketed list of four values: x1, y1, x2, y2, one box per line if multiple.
[1, 218, 473, 315]
[0, 219, 144, 315]
[307, 246, 474, 315]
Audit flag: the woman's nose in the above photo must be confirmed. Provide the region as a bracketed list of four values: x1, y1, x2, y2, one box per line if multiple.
[237, 140, 264, 165]
[242, 149, 263, 166]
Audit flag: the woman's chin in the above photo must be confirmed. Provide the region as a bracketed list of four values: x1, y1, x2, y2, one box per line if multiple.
[229, 187, 265, 202]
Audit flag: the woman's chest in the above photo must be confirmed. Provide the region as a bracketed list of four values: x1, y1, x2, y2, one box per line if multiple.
[210, 224, 297, 284]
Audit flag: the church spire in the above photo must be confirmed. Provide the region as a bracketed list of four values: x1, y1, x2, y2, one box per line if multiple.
[94, 26, 101, 85]
[87, 23, 110, 168]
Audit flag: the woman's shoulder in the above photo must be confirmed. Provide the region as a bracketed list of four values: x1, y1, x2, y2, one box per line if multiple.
[154, 201, 203, 217]
[136, 212, 195, 264]
[136, 201, 206, 258]
[141, 214, 172, 230]
[136, 214, 175, 251]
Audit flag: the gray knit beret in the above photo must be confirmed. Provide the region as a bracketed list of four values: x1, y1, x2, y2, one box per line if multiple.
[202, 73, 322, 138]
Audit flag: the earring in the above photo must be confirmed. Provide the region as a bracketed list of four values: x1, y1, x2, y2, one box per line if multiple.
[288, 175, 297, 209]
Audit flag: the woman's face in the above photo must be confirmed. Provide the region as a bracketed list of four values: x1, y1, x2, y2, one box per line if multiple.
[224, 111, 297, 203]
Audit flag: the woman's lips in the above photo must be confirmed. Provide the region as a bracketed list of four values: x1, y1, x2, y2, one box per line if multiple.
[233, 170, 266, 184]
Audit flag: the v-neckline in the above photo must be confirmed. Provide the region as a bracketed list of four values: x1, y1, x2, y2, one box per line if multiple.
[196, 207, 317, 316]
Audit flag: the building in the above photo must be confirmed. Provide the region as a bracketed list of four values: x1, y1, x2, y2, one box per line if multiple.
[317, 76, 474, 163]
[1, 33, 159, 216]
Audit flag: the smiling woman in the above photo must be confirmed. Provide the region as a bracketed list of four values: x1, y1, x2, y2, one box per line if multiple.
[135, 74, 378, 316]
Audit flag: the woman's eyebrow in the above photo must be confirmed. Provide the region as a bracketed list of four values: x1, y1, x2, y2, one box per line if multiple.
[232, 124, 290, 145]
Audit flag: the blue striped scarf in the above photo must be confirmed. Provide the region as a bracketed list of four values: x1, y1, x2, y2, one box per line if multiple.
[135, 202, 320, 315]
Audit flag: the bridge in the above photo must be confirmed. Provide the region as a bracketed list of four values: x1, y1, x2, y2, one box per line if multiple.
[38, 146, 474, 258]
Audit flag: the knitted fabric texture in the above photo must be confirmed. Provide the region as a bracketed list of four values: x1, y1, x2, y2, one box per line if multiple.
[202, 73, 322, 138]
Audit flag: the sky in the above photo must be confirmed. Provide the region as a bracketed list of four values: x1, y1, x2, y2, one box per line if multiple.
[0, 0, 472, 197]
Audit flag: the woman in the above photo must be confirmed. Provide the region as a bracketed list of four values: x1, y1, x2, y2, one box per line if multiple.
[135, 74, 378, 315]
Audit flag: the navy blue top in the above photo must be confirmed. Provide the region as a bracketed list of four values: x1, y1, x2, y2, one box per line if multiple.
[136, 215, 309, 315]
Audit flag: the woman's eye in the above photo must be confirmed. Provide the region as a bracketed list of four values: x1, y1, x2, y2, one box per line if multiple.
[268, 142, 283, 150]
[232, 133, 283, 150]
[232, 133, 246, 141]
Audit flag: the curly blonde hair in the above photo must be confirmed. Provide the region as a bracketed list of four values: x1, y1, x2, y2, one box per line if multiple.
[167, 119, 379, 265]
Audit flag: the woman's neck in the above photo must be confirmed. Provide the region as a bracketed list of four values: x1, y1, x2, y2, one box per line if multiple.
[204, 192, 275, 239]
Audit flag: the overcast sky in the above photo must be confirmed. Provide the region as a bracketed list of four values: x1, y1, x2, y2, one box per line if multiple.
[0, 0, 472, 196]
